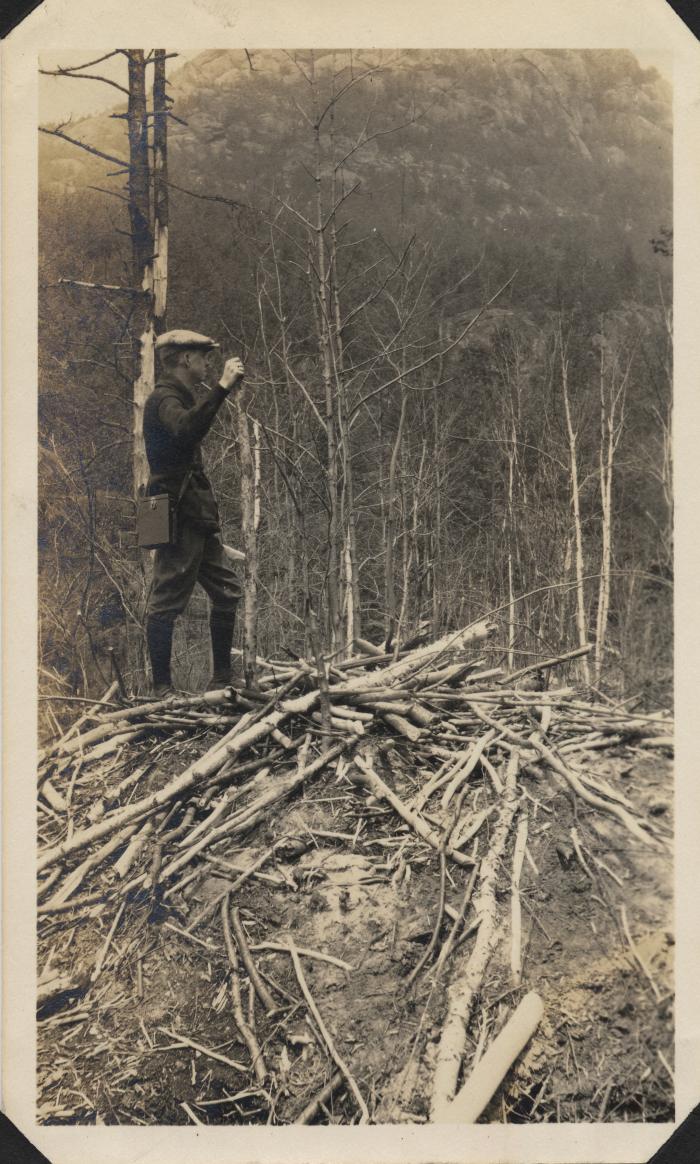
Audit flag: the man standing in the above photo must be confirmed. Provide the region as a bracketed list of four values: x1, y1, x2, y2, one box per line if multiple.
[143, 329, 245, 697]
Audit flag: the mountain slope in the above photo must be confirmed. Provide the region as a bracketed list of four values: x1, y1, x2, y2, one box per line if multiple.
[39, 48, 671, 286]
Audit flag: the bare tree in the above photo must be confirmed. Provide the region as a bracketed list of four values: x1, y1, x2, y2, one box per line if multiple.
[558, 322, 591, 686]
[40, 48, 173, 495]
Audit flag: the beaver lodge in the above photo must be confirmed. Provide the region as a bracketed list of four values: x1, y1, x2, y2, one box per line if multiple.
[36, 625, 674, 1126]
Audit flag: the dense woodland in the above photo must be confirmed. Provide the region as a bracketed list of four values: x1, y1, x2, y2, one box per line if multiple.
[38, 49, 673, 723]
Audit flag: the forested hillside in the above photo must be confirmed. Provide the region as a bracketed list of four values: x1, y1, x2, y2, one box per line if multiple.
[38, 49, 672, 719]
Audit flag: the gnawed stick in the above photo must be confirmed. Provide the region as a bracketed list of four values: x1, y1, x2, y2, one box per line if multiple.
[250, 942, 353, 972]
[468, 702, 659, 848]
[570, 826, 595, 881]
[353, 637, 385, 657]
[405, 850, 447, 988]
[39, 680, 120, 769]
[229, 905, 277, 1014]
[296, 1070, 345, 1124]
[619, 905, 663, 1002]
[349, 752, 475, 868]
[431, 751, 520, 1120]
[156, 1027, 247, 1072]
[40, 779, 68, 813]
[502, 643, 592, 686]
[57, 720, 138, 756]
[221, 897, 267, 1084]
[181, 1102, 204, 1125]
[441, 731, 497, 809]
[96, 687, 246, 724]
[510, 813, 529, 988]
[311, 711, 366, 735]
[91, 900, 125, 983]
[433, 865, 479, 977]
[437, 992, 544, 1122]
[379, 712, 423, 742]
[114, 820, 154, 879]
[287, 940, 369, 1124]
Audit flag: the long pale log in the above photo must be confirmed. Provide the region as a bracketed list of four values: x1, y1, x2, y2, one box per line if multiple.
[329, 705, 374, 723]
[436, 992, 544, 1123]
[510, 814, 529, 987]
[95, 688, 248, 725]
[340, 688, 414, 704]
[421, 659, 487, 687]
[37, 690, 320, 872]
[338, 619, 497, 694]
[431, 752, 520, 1119]
[58, 719, 133, 754]
[356, 699, 412, 714]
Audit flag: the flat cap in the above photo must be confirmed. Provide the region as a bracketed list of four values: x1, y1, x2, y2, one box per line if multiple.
[155, 329, 220, 351]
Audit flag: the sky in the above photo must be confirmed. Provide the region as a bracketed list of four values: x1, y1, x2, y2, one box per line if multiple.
[38, 47, 672, 126]
[38, 50, 198, 125]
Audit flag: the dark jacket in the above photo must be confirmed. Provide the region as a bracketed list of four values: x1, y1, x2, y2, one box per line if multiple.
[143, 375, 229, 532]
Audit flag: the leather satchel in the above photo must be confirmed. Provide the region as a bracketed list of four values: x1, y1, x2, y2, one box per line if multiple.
[136, 469, 193, 550]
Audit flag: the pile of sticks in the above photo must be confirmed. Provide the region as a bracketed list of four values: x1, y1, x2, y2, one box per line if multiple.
[36, 620, 672, 1124]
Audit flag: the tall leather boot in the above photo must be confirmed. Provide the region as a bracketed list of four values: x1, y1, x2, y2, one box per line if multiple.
[146, 614, 175, 697]
[208, 607, 236, 689]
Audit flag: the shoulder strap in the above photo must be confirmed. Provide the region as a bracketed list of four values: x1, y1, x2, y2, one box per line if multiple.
[175, 467, 194, 506]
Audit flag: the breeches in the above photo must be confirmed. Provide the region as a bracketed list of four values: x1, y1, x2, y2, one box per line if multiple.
[147, 522, 242, 621]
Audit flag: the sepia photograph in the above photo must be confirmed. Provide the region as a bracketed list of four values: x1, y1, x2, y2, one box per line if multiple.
[32, 43, 677, 1132]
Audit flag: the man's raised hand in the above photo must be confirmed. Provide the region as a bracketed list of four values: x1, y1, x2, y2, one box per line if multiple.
[219, 357, 245, 393]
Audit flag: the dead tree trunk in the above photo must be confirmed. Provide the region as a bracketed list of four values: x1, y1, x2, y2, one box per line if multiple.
[152, 50, 169, 338]
[236, 398, 259, 689]
[127, 50, 154, 498]
[559, 328, 590, 686]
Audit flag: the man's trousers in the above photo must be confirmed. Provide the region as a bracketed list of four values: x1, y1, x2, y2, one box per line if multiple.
[147, 522, 242, 622]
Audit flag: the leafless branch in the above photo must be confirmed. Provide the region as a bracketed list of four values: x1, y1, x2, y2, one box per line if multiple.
[42, 278, 144, 295]
[39, 68, 130, 96]
[350, 272, 518, 418]
[39, 126, 128, 170]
